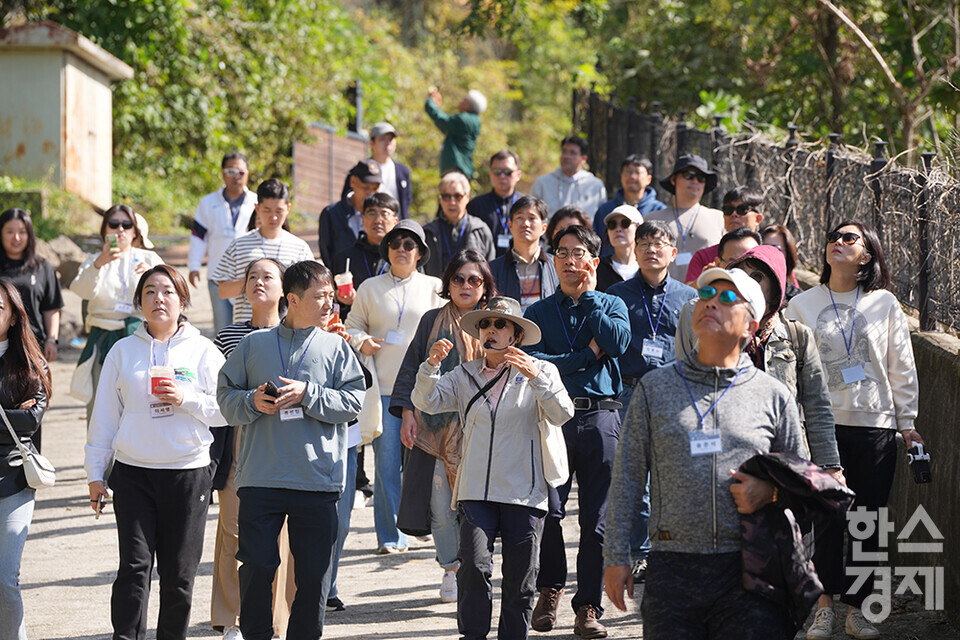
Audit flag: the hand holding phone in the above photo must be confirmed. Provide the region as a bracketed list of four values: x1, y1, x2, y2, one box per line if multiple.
[95, 493, 106, 520]
[263, 381, 280, 398]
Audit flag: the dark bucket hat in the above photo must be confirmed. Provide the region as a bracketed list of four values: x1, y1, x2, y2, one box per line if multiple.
[660, 154, 718, 194]
[380, 219, 430, 266]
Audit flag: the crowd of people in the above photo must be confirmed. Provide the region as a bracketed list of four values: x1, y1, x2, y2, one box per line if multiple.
[0, 108, 925, 640]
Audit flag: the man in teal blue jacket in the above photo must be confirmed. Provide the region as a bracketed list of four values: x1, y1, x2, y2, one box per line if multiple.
[425, 85, 485, 179]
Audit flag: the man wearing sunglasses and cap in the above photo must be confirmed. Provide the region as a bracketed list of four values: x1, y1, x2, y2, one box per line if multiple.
[412, 296, 574, 640]
[318, 160, 383, 267]
[604, 267, 806, 639]
[643, 154, 724, 282]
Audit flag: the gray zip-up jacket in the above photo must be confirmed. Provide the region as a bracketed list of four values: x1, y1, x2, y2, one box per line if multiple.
[604, 352, 805, 566]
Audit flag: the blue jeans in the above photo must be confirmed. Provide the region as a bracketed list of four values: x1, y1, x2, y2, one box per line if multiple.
[329, 445, 358, 599]
[208, 279, 234, 334]
[618, 384, 651, 561]
[0, 487, 34, 640]
[372, 396, 407, 550]
[430, 457, 459, 570]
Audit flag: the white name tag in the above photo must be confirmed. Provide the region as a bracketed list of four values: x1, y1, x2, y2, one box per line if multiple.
[497, 234, 512, 249]
[690, 430, 722, 456]
[642, 339, 664, 359]
[150, 402, 174, 419]
[114, 301, 134, 314]
[675, 252, 693, 266]
[384, 330, 405, 346]
[279, 407, 305, 422]
[347, 423, 362, 448]
[841, 364, 866, 384]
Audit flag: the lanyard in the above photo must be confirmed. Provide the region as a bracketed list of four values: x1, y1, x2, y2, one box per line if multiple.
[671, 204, 701, 251]
[276, 328, 318, 379]
[640, 278, 669, 339]
[150, 335, 173, 367]
[440, 218, 466, 263]
[675, 363, 746, 428]
[828, 285, 860, 359]
[392, 274, 410, 329]
[555, 298, 588, 352]
[496, 193, 517, 235]
[361, 252, 386, 279]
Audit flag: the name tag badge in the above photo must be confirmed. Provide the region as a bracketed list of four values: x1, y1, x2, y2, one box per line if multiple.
[279, 407, 305, 422]
[347, 423, 362, 448]
[642, 339, 664, 359]
[497, 234, 512, 249]
[689, 430, 722, 456]
[841, 364, 866, 384]
[675, 252, 693, 266]
[114, 301, 134, 314]
[384, 330, 405, 346]
[150, 402, 174, 419]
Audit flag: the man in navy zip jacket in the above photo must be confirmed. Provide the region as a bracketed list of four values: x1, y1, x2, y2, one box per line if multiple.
[523, 225, 631, 639]
[318, 160, 382, 267]
[593, 155, 667, 257]
[489, 195, 558, 312]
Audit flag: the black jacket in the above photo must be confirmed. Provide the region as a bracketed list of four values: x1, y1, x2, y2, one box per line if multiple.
[0, 365, 47, 498]
[423, 213, 495, 278]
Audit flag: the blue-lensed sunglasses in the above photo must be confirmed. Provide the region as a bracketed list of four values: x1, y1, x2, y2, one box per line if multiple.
[697, 285, 744, 305]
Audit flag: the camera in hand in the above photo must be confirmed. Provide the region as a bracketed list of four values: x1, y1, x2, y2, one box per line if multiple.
[263, 381, 280, 398]
[907, 444, 931, 484]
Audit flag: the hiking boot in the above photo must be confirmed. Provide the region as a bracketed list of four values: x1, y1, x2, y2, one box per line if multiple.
[845, 608, 880, 639]
[574, 604, 607, 639]
[806, 607, 835, 639]
[531, 587, 563, 632]
[631, 558, 648, 583]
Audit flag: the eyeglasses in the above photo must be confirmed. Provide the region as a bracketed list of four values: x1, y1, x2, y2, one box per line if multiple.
[606, 218, 635, 230]
[826, 231, 861, 245]
[637, 240, 671, 251]
[106, 220, 135, 230]
[554, 247, 589, 260]
[478, 317, 509, 330]
[722, 203, 756, 217]
[223, 168, 247, 178]
[363, 208, 396, 220]
[491, 169, 515, 177]
[439, 192, 466, 202]
[698, 285, 746, 305]
[680, 170, 707, 183]
[450, 274, 484, 288]
[388, 238, 418, 252]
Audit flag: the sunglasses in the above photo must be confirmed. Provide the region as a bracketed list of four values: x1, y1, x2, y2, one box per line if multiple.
[680, 170, 707, 183]
[439, 192, 466, 202]
[450, 274, 484, 288]
[223, 168, 247, 178]
[106, 220, 135, 230]
[388, 238, 418, 252]
[478, 317, 509, 330]
[722, 203, 755, 217]
[698, 285, 746, 305]
[826, 231, 861, 245]
[491, 169, 515, 177]
[606, 218, 634, 230]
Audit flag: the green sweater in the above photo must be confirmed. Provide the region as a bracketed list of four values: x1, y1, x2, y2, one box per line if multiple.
[425, 97, 481, 179]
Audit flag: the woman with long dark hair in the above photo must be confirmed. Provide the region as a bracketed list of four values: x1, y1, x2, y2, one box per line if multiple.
[391, 249, 496, 602]
[0, 208, 63, 362]
[787, 221, 922, 640]
[0, 280, 51, 639]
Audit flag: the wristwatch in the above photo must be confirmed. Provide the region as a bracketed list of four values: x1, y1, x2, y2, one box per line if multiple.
[46, 338, 59, 345]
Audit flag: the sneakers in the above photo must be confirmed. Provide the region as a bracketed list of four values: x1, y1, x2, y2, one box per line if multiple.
[574, 604, 608, 639]
[440, 569, 457, 603]
[845, 608, 880, 639]
[222, 626, 243, 640]
[631, 558, 648, 583]
[806, 607, 835, 639]
[377, 544, 407, 554]
[326, 596, 346, 612]
[531, 587, 563, 632]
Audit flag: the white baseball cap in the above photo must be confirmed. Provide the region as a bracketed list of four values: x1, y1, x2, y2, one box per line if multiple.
[696, 267, 765, 321]
[603, 204, 643, 227]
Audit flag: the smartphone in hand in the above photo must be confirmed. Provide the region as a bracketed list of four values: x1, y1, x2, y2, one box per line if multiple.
[263, 381, 280, 398]
[95, 493, 106, 520]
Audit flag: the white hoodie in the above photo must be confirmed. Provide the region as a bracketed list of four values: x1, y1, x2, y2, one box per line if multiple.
[85, 322, 227, 481]
[530, 167, 607, 217]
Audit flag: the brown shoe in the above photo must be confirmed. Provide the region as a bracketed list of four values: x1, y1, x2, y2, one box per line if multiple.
[574, 604, 607, 639]
[531, 587, 563, 632]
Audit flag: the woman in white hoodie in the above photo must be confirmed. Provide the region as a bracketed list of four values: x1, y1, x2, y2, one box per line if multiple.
[85, 265, 226, 640]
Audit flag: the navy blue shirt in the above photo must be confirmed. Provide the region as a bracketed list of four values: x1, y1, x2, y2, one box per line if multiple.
[606, 274, 697, 379]
[466, 190, 525, 257]
[523, 289, 631, 399]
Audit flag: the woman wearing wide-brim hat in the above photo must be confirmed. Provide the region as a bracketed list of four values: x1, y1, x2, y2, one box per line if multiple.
[412, 296, 574, 640]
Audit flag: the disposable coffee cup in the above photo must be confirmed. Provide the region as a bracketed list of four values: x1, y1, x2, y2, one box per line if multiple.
[149, 366, 175, 394]
[335, 271, 354, 298]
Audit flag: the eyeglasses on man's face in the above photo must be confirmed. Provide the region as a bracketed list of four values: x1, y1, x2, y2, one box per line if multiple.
[439, 192, 466, 202]
[554, 247, 590, 260]
[698, 285, 746, 305]
[679, 170, 707, 183]
[491, 169, 515, 177]
[636, 240, 672, 252]
[722, 203, 756, 217]
[223, 168, 247, 178]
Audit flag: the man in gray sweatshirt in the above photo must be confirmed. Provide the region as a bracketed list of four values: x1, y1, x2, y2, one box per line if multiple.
[603, 267, 806, 639]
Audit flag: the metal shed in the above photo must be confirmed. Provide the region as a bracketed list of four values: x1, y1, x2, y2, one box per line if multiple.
[0, 21, 133, 210]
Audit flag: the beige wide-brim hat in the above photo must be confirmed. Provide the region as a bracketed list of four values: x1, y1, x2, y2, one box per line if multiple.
[460, 296, 541, 346]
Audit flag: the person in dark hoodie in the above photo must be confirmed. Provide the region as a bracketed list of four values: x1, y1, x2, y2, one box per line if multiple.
[593, 155, 667, 256]
[604, 266, 806, 640]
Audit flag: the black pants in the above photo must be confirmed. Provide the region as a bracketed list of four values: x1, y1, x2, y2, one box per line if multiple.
[458, 501, 545, 640]
[110, 462, 212, 640]
[535, 407, 620, 614]
[642, 551, 794, 640]
[237, 487, 338, 640]
[813, 426, 898, 607]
